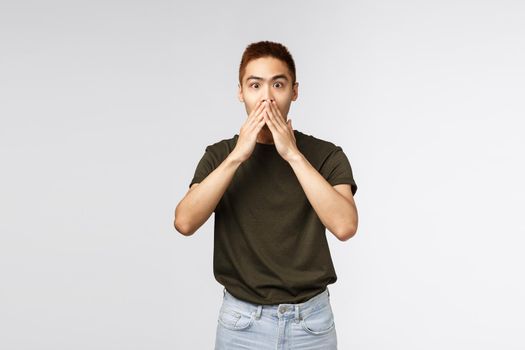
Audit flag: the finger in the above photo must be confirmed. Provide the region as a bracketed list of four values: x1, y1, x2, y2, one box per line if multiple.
[251, 100, 265, 118]
[265, 102, 285, 132]
[270, 100, 286, 123]
[253, 105, 267, 130]
[249, 101, 268, 130]
[256, 112, 267, 131]
[248, 107, 266, 135]
[247, 100, 266, 125]
[254, 101, 270, 123]
[287, 118, 296, 140]
[269, 101, 286, 129]
[263, 108, 278, 135]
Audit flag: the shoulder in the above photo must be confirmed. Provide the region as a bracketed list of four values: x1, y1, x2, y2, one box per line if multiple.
[295, 129, 341, 157]
[203, 133, 239, 157]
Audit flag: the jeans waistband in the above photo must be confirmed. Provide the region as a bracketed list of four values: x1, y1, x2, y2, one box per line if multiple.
[221, 287, 331, 323]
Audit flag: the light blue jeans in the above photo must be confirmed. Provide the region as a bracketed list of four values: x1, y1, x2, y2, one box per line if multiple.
[214, 287, 337, 349]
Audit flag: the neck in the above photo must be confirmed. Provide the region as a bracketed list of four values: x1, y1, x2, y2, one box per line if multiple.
[256, 128, 274, 144]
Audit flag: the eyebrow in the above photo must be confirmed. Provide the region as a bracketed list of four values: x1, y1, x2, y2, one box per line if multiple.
[245, 74, 290, 83]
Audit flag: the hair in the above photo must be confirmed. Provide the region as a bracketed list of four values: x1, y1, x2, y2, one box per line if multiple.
[238, 40, 296, 87]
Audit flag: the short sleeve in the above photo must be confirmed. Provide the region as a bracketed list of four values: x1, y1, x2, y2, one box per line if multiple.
[188, 146, 216, 188]
[320, 146, 358, 195]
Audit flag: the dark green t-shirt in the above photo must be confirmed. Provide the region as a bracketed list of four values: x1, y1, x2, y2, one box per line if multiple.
[189, 129, 357, 305]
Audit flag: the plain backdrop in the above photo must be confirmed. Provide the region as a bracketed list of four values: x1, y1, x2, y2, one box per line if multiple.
[1, 0, 524, 349]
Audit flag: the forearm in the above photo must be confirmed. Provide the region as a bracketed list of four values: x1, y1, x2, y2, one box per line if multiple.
[287, 152, 357, 241]
[175, 152, 243, 235]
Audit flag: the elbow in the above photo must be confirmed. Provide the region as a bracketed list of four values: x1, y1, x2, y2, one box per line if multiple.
[336, 225, 357, 242]
[174, 218, 195, 236]
[336, 212, 358, 242]
[173, 205, 195, 236]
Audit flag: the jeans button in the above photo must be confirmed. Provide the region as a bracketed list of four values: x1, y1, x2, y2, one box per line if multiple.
[279, 305, 287, 313]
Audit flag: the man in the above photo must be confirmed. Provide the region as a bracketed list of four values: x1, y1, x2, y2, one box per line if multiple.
[174, 41, 358, 349]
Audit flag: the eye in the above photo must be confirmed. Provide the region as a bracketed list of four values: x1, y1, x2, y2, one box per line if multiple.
[250, 83, 259, 88]
[274, 82, 283, 88]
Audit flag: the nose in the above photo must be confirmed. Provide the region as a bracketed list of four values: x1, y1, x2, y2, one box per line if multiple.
[261, 87, 274, 102]
[262, 97, 275, 104]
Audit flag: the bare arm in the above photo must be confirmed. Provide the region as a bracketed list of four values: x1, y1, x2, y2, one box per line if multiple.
[174, 153, 243, 236]
[262, 99, 358, 241]
[174, 99, 268, 236]
[287, 153, 358, 241]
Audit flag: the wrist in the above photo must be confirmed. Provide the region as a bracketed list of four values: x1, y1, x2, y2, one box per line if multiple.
[286, 149, 305, 164]
[226, 151, 245, 166]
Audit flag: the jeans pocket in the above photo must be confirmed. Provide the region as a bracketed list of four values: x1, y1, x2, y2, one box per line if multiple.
[217, 305, 255, 331]
[300, 304, 335, 335]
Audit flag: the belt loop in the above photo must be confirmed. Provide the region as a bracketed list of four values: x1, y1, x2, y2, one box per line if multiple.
[327, 287, 330, 297]
[223, 287, 226, 297]
[294, 305, 300, 323]
[255, 305, 262, 320]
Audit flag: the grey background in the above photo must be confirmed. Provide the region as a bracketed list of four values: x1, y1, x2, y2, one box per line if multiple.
[1, 0, 524, 349]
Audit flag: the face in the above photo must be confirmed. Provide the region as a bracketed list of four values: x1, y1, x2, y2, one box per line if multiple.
[238, 56, 298, 128]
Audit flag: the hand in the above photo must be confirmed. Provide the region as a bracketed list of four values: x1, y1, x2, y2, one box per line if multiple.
[230, 99, 267, 163]
[263, 99, 300, 162]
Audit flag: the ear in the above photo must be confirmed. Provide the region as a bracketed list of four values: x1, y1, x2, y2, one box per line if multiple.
[291, 81, 299, 101]
[238, 83, 244, 102]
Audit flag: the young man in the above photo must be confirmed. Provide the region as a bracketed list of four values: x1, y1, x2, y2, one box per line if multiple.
[174, 41, 358, 349]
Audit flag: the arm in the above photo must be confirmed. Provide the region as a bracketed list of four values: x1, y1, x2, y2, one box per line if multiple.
[261, 99, 358, 241]
[174, 153, 243, 236]
[174, 100, 268, 236]
[287, 152, 358, 241]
